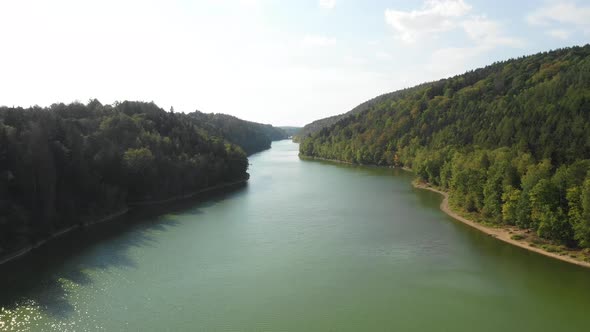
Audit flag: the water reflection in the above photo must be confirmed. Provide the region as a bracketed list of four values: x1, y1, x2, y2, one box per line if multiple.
[0, 184, 246, 330]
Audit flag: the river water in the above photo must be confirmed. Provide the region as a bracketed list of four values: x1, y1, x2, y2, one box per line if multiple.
[1, 140, 589, 331]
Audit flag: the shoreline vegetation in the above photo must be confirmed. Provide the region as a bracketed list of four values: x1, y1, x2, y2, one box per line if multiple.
[413, 181, 590, 269]
[298, 45, 590, 268]
[299, 155, 400, 168]
[301, 155, 590, 269]
[0, 179, 247, 266]
[0, 100, 291, 269]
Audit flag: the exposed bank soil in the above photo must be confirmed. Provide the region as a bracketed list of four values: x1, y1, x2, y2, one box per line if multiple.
[299, 155, 590, 268]
[414, 182, 590, 269]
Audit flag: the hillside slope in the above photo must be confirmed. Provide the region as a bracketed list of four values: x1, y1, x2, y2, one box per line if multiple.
[189, 111, 287, 155]
[295, 97, 381, 141]
[300, 44, 590, 248]
[0, 101, 257, 257]
[279, 126, 301, 137]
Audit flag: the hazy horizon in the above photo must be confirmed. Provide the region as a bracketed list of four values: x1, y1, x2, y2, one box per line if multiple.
[1, 0, 589, 126]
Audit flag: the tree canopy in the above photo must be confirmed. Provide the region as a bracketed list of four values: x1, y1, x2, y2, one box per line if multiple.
[0, 101, 268, 254]
[189, 111, 288, 155]
[300, 44, 590, 248]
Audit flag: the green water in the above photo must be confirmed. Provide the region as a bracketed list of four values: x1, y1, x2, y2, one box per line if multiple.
[1, 140, 590, 331]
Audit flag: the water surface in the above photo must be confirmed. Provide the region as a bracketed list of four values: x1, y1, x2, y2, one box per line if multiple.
[1, 140, 589, 331]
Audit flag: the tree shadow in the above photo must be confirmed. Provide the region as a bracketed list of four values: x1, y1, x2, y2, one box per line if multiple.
[0, 183, 247, 321]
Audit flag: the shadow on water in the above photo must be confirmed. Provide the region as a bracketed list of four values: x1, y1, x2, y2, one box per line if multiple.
[0, 182, 247, 320]
[299, 157, 413, 178]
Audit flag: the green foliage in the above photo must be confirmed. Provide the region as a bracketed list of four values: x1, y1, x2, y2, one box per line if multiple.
[0, 101, 251, 253]
[279, 126, 301, 137]
[189, 111, 287, 155]
[300, 44, 590, 247]
[511, 234, 525, 240]
[568, 175, 590, 247]
[123, 148, 155, 173]
[501, 185, 521, 225]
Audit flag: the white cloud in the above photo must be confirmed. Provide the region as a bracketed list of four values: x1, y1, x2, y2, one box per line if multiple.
[427, 16, 523, 77]
[385, 0, 472, 43]
[319, 0, 336, 10]
[383, 1, 522, 78]
[527, 1, 590, 27]
[527, 1, 590, 37]
[343, 55, 367, 66]
[547, 28, 573, 40]
[238, 0, 262, 7]
[301, 35, 337, 47]
[462, 16, 523, 48]
[376, 51, 393, 60]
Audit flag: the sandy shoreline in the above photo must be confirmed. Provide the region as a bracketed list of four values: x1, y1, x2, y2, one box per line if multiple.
[299, 155, 590, 268]
[414, 182, 590, 269]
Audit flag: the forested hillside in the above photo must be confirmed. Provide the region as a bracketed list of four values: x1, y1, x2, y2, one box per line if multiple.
[279, 126, 301, 137]
[300, 44, 590, 248]
[189, 112, 287, 154]
[295, 100, 373, 141]
[0, 101, 251, 255]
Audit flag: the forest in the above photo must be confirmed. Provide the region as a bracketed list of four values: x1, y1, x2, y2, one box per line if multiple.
[0, 100, 283, 257]
[278, 126, 302, 138]
[189, 111, 288, 154]
[300, 44, 590, 248]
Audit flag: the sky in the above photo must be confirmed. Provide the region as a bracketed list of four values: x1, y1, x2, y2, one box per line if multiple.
[0, 0, 589, 126]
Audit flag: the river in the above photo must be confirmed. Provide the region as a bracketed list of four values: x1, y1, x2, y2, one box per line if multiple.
[1, 140, 589, 331]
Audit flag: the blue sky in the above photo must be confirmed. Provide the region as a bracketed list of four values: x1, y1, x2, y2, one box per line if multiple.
[0, 0, 588, 126]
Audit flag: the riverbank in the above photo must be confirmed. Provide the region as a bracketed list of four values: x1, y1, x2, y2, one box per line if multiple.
[0, 208, 129, 266]
[0, 179, 248, 266]
[301, 154, 590, 268]
[299, 155, 355, 165]
[413, 181, 590, 269]
[299, 155, 401, 168]
[128, 179, 247, 206]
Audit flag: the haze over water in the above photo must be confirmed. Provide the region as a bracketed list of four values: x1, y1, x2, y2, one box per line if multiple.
[1, 141, 589, 331]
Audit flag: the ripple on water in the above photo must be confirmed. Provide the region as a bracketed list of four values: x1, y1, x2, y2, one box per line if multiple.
[0, 273, 108, 332]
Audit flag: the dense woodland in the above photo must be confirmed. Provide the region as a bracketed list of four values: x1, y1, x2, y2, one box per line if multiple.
[0, 101, 283, 256]
[295, 95, 385, 141]
[189, 111, 288, 154]
[278, 126, 301, 137]
[301, 45, 590, 248]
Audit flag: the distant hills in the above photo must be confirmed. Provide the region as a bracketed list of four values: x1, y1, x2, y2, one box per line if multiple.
[278, 126, 301, 137]
[189, 111, 288, 155]
[295, 98, 382, 141]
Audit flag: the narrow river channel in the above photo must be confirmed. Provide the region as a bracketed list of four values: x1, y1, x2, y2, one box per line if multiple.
[1, 140, 589, 331]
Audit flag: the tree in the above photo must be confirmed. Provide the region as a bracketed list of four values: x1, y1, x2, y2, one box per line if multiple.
[501, 186, 521, 225]
[569, 176, 590, 247]
[299, 44, 590, 247]
[0, 100, 254, 253]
